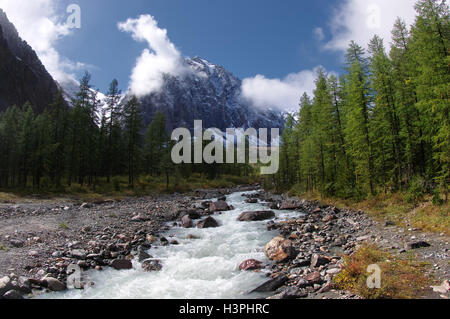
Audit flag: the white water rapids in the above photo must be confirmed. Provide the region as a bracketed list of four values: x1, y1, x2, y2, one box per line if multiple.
[39, 191, 302, 299]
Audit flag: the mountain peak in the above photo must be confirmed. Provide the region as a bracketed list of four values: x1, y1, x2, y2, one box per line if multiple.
[133, 56, 285, 133]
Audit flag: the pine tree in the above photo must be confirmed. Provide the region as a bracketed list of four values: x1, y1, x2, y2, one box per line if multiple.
[104, 79, 122, 183]
[369, 35, 403, 190]
[344, 41, 375, 196]
[411, 0, 450, 199]
[145, 112, 169, 176]
[123, 96, 143, 187]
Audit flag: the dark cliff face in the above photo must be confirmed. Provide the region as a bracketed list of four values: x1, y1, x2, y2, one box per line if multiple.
[133, 57, 286, 132]
[0, 9, 59, 112]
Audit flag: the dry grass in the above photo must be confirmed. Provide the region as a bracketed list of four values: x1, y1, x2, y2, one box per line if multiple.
[333, 245, 432, 299]
[293, 190, 449, 235]
[0, 192, 19, 203]
[0, 174, 259, 202]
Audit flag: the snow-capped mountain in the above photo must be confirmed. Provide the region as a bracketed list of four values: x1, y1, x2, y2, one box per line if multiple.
[130, 56, 286, 132]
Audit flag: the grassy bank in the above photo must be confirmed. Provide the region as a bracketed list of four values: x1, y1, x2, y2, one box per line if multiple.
[333, 244, 433, 299]
[0, 174, 259, 202]
[286, 188, 449, 236]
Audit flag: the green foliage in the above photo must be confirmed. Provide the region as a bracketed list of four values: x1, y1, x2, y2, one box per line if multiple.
[275, 0, 449, 203]
[112, 177, 121, 192]
[0, 70, 251, 194]
[405, 176, 426, 205]
[59, 223, 69, 230]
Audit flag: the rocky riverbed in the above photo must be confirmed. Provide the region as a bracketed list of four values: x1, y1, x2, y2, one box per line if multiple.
[244, 192, 449, 299]
[0, 187, 448, 299]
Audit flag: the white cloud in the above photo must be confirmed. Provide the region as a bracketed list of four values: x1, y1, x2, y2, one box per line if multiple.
[324, 0, 417, 52]
[313, 27, 325, 41]
[241, 68, 324, 112]
[118, 14, 190, 97]
[0, 0, 84, 85]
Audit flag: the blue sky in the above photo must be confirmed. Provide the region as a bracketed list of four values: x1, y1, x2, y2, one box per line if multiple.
[55, 0, 342, 92]
[0, 0, 418, 110]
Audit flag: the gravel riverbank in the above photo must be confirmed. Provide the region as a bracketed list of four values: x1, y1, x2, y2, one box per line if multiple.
[0, 187, 448, 299]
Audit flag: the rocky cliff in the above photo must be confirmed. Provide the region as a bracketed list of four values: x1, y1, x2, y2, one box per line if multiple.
[0, 9, 59, 112]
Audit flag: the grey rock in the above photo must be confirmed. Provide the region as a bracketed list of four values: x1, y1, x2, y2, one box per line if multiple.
[2, 290, 24, 299]
[181, 215, 193, 228]
[70, 249, 87, 260]
[406, 241, 431, 250]
[310, 254, 332, 268]
[280, 200, 303, 210]
[278, 287, 308, 299]
[0, 276, 13, 295]
[209, 201, 230, 212]
[142, 259, 162, 272]
[9, 239, 24, 248]
[197, 217, 219, 229]
[43, 277, 66, 292]
[110, 259, 133, 270]
[138, 250, 151, 262]
[251, 275, 288, 293]
[237, 211, 275, 222]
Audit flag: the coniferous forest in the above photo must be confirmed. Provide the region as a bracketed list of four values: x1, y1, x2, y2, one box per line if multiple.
[0, 72, 254, 193]
[274, 0, 449, 203]
[0, 0, 448, 202]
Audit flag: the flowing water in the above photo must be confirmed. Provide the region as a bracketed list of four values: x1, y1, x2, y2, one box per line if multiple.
[39, 191, 302, 299]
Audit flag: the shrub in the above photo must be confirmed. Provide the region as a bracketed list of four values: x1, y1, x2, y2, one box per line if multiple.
[405, 176, 425, 205]
[334, 245, 431, 299]
[112, 177, 121, 192]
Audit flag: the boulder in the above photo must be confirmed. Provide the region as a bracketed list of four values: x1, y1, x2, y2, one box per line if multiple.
[239, 259, 263, 271]
[142, 259, 162, 272]
[310, 254, 332, 268]
[131, 214, 149, 222]
[0, 276, 13, 296]
[14, 276, 31, 294]
[201, 201, 212, 209]
[197, 217, 219, 229]
[278, 287, 308, 299]
[406, 241, 431, 250]
[209, 201, 230, 212]
[177, 209, 202, 220]
[181, 215, 193, 228]
[250, 275, 288, 293]
[245, 198, 258, 204]
[304, 271, 322, 285]
[2, 290, 24, 299]
[70, 249, 87, 260]
[138, 250, 151, 262]
[322, 215, 335, 223]
[297, 272, 323, 288]
[80, 202, 92, 209]
[43, 277, 66, 292]
[264, 237, 295, 262]
[237, 211, 275, 222]
[9, 239, 24, 248]
[279, 200, 303, 210]
[110, 259, 133, 270]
